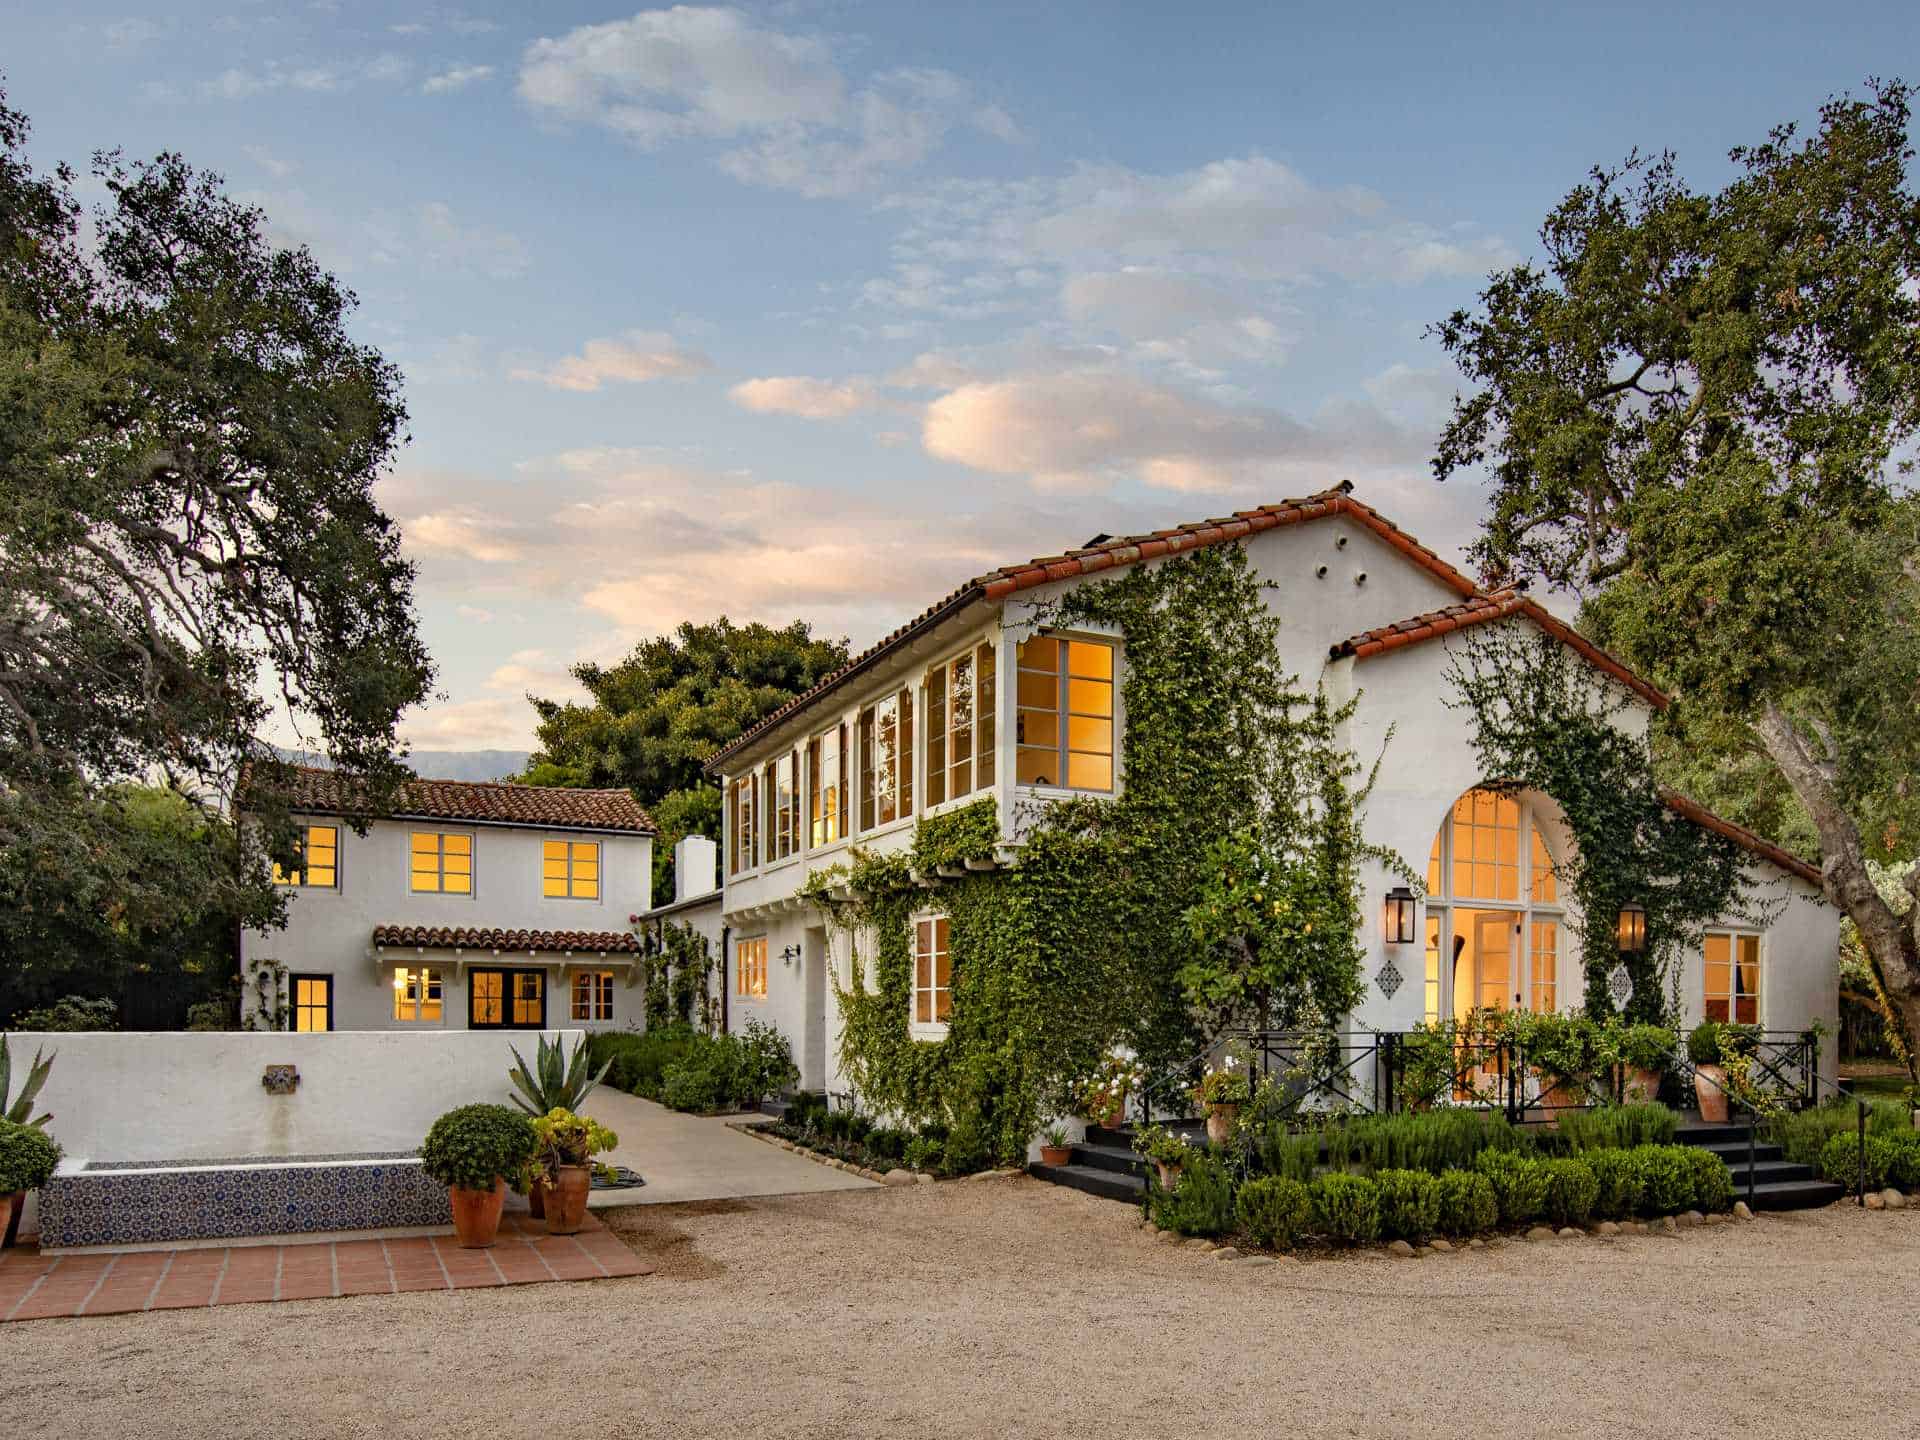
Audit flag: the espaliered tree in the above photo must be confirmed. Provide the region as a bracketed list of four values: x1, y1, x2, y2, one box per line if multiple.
[1431, 80, 1920, 1065]
[0, 91, 433, 997]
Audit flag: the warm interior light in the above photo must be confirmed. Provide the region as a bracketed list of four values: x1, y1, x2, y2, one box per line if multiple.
[1616, 904, 1648, 955]
[1384, 886, 1416, 945]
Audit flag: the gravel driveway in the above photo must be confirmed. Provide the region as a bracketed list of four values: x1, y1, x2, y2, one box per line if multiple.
[3, 1176, 1913, 1439]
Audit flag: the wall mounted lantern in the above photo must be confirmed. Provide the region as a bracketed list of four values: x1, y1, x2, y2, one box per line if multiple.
[1616, 903, 1648, 955]
[780, 944, 802, 968]
[1383, 886, 1416, 945]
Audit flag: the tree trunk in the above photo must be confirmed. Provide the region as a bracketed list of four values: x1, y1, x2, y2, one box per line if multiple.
[1754, 704, 1920, 1079]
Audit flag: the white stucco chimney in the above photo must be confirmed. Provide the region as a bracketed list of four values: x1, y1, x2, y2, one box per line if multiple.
[674, 834, 718, 904]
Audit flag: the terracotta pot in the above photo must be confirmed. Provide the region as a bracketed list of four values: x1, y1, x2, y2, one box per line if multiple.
[545, 1164, 591, 1235]
[0, 1193, 14, 1250]
[1038, 1144, 1072, 1167]
[527, 1176, 548, 1220]
[1101, 1092, 1128, 1130]
[1537, 1079, 1585, 1122]
[1206, 1103, 1239, 1145]
[1155, 1160, 1183, 1191]
[448, 1179, 507, 1248]
[1625, 1067, 1663, 1104]
[1694, 1064, 1731, 1123]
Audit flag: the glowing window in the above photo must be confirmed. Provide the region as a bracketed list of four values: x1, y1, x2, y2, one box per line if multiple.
[571, 970, 613, 1021]
[927, 642, 998, 806]
[736, 936, 768, 999]
[290, 975, 332, 1032]
[274, 824, 338, 888]
[1450, 790, 1520, 901]
[1704, 932, 1760, 1024]
[1014, 634, 1114, 791]
[859, 690, 914, 830]
[730, 775, 758, 874]
[1423, 916, 1441, 1024]
[392, 966, 444, 1023]
[410, 832, 472, 894]
[912, 914, 952, 1031]
[1529, 922, 1558, 1013]
[808, 723, 848, 848]
[543, 840, 599, 899]
[765, 751, 800, 862]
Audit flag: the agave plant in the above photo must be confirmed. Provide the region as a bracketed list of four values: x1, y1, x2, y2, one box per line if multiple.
[1, 1035, 54, 1128]
[507, 1034, 611, 1117]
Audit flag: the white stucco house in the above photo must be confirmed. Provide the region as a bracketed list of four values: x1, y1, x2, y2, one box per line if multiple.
[702, 483, 1839, 1100]
[239, 769, 655, 1033]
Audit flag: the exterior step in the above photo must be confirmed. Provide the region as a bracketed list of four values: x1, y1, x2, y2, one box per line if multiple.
[1729, 1159, 1824, 1188]
[1029, 1161, 1144, 1203]
[1698, 1140, 1783, 1164]
[1744, 1177, 1847, 1211]
[1069, 1142, 1146, 1178]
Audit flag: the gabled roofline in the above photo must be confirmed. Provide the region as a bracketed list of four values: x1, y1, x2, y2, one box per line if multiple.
[1329, 593, 1671, 713]
[1659, 789, 1823, 888]
[705, 482, 1479, 773]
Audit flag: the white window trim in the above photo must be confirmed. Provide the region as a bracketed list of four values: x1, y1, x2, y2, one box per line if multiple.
[908, 910, 952, 1041]
[734, 935, 769, 1003]
[1012, 628, 1120, 797]
[1701, 927, 1764, 1027]
[570, 968, 615, 1022]
[1422, 792, 1565, 1015]
[391, 965, 446, 1025]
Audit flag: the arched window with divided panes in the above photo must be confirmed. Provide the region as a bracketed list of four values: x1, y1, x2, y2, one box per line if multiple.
[1421, 788, 1569, 1025]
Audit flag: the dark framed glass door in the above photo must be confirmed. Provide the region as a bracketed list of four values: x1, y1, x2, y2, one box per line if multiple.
[289, 974, 334, 1032]
[469, 967, 546, 1029]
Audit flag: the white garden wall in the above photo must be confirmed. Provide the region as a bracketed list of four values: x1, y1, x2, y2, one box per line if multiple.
[17, 1028, 586, 1165]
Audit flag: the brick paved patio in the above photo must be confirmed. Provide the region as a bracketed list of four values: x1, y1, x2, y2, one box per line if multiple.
[0, 1213, 651, 1322]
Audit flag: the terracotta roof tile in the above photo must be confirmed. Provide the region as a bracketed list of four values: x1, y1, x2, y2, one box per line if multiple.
[706, 483, 1480, 771]
[1659, 790, 1823, 888]
[1329, 593, 1671, 713]
[370, 925, 641, 954]
[260, 766, 655, 834]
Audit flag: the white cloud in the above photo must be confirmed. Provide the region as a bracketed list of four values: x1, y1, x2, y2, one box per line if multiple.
[1061, 269, 1292, 368]
[403, 509, 526, 564]
[197, 53, 417, 100]
[376, 201, 530, 280]
[243, 144, 295, 178]
[729, 375, 876, 419]
[423, 63, 495, 94]
[517, 7, 1015, 197]
[401, 698, 537, 750]
[510, 332, 712, 391]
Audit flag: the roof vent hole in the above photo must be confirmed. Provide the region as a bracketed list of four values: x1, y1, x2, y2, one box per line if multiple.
[1354, 571, 1368, 586]
[1315, 564, 1328, 579]
[1335, 535, 1349, 550]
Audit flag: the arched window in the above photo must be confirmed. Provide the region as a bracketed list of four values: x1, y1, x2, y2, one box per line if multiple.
[1422, 789, 1565, 1023]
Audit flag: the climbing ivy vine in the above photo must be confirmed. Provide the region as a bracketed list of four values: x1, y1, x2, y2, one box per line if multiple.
[1447, 627, 1762, 1022]
[635, 918, 718, 1032]
[803, 544, 1384, 1166]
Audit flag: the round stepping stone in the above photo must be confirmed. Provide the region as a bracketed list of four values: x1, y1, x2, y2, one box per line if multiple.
[1654, 1216, 1679, 1234]
[1209, 1246, 1241, 1261]
[1681, 1210, 1705, 1227]
[1866, 1192, 1887, 1211]
[1183, 1237, 1214, 1249]
[1155, 1230, 1182, 1246]
[1556, 1227, 1581, 1240]
[1881, 1188, 1907, 1210]
[1241, 1255, 1276, 1268]
[1428, 1237, 1452, 1252]
[1467, 1238, 1485, 1249]
[915, 1173, 936, 1185]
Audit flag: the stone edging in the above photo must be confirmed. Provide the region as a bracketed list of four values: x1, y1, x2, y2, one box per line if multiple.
[727, 1121, 1026, 1188]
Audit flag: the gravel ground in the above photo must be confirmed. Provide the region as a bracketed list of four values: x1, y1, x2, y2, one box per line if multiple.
[4, 1177, 1915, 1440]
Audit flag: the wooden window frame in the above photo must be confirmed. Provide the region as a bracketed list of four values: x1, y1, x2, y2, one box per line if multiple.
[1015, 633, 1115, 793]
[729, 774, 758, 875]
[926, 642, 998, 808]
[571, 969, 614, 1022]
[391, 965, 445, 1024]
[808, 722, 849, 849]
[468, 967, 547, 1030]
[765, 750, 800, 863]
[858, 689, 914, 833]
[289, 973, 333, 1032]
[910, 913, 952, 1039]
[735, 936, 768, 1000]
[1703, 930, 1761, 1025]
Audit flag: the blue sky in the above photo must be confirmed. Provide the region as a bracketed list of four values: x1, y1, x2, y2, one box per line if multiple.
[11, 1, 1915, 750]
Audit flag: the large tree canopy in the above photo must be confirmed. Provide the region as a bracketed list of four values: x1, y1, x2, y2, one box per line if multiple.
[1432, 80, 1920, 1063]
[0, 92, 433, 993]
[522, 617, 848, 898]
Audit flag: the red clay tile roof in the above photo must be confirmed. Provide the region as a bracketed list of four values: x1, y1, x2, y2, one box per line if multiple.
[1329, 593, 1671, 712]
[371, 925, 641, 954]
[265, 765, 655, 834]
[706, 483, 1480, 771]
[1659, 790, 1823, 888]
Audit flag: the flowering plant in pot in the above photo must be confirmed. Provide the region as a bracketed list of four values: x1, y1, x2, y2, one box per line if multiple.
[525, 1107, 619, 1235]
[1075, 1053, 1145, 1131]
[1192, 1043, 1253, 1143]
[1132, 1123, 1198, 1190]
[419, 1104, 536, 1248]
[1037, 1123, 1072, 1168]
[1603, 1020, 1675, 1103]
[0, 1119, 61, 1248]
[1509, 1011, 1597, 1120]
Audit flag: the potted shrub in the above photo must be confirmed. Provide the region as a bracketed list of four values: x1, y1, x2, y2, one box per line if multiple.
[1133, 1123, 1197, 1190]
[1075, 1053, 1145, 1131]
[1513, 1012, 1596, 1121]
[1396, 1020, 1456, 1112]
[507, 1034, 611, 1218]
[1607, 1021, 1675, 1103]
[1037, 1124, 1072, 1168]
[525, 1107, 619, 1236]
[1687, 1022, 1731, 1123]
[419, 1103, 536, 1248]
[1192, 1044, 1252, 1144]
[0, 1037, 55, 1249]
[0, 1119, 61, 1247]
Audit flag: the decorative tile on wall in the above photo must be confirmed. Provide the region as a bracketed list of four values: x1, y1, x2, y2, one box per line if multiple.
[39, 1159, 452, 1250]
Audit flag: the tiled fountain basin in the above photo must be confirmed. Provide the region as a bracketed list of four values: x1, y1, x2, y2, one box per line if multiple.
[38, 1153, 452, 1251]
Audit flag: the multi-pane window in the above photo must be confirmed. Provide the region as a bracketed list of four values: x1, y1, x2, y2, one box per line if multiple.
[912, 914, 952, 1031]
[543, 839, 599, 899]
[736, 936, 768, 999]
[809, 723, 848, 848]
[393, 966, 444, 1023]
[1528, 827, 1557, 903]
[927, 643, 997, 807]
[1704, 932, 1760, 1023]
[1015, 634, 1114, 791]
[409, 832, 472, 894]
[729, 775, 758, 874]
[1529, 921, 1558, 1014]
[572, 970, 613, 1021]
[859, 690, 914, 830]
[765, 750, 799, 862]
[274, 824, 339, 887]
[1450, 790, 1520, 901]
[290, 975, 332, 1032]
[1423, 916, 1442, 1024]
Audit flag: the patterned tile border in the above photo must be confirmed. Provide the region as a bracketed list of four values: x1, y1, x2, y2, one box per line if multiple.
[0, 1214, 652, 1323]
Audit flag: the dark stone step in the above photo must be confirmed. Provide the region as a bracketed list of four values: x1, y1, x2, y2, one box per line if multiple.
[1028, 1161, 1144, 1203]
[1727, 1159, 1820, 1187]
[1070, 1142, 1147, 1178]
[1744, 1177, 1847, 1211]
[1675, 1121, 1755, 1145]
[1700, 1141, 1785, 1164]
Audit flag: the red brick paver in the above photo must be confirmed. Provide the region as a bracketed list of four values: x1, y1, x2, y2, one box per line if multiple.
[0, 1214, 651, 1322]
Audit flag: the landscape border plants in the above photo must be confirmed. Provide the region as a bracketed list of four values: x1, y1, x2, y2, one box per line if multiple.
[0, 1118, 60, 1248]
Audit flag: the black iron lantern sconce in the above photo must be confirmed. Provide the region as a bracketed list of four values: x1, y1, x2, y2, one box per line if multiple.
[780, 943, 802, 968]
[1616, 903, 1648, 955]
[1383, 886, 1416, 945]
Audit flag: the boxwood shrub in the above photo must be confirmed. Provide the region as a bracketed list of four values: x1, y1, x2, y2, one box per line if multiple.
[419, 1104, 534, 1192]
[1434, 1169, 1498, 1236]
[1235, 1176, 1314, 1250]
[1375, 1168, 1442, 1241]
[0, 1120, 61, 1193]
[1153, 1150, 1237, 1237]
[1473, 1150, 1550, 1225]
[1540, 1158, 1600, 1227]
[1311, 1173, 1382, 1246]
[1584, 1148, 1646, 1220]
[1635, 1145, 1699, 1214]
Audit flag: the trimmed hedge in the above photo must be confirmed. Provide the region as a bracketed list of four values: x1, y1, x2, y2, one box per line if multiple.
[0, 1120, 61, 1192]
[1541, 1158, 1600, 1227]
[1375, 1168, 1442, 1241]
[1473, 1150, 1551, 1225]
[1312, 1173, 1382, 1246]
[1435, 1169, 1499, 1236]
[1236, 1176, 1314, 1250]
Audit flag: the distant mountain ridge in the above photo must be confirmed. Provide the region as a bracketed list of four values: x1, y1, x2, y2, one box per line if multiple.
[276, 748, 532, 783]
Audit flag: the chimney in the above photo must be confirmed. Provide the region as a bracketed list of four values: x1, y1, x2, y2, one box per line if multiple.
[674, 834, 719, 904]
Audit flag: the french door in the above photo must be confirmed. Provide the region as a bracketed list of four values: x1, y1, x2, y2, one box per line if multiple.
[468, 968, 547, 1029]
